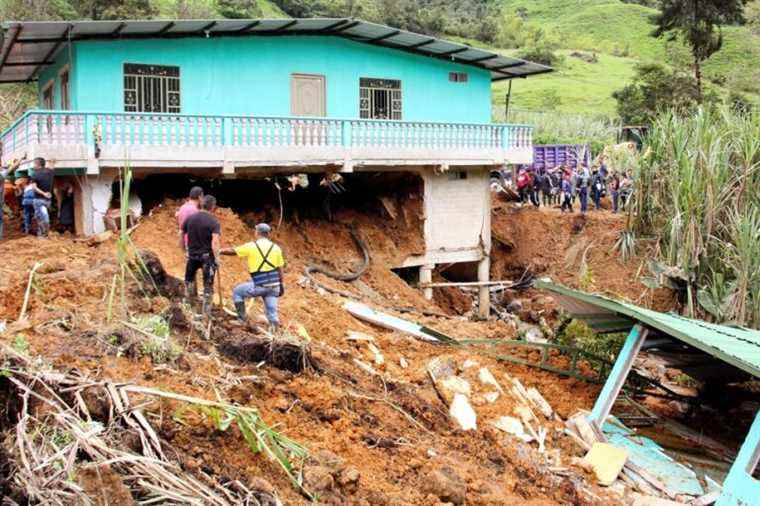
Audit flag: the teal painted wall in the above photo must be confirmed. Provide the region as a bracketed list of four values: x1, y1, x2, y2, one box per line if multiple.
[38, 46, 75, 109]
[44, 35, 492, 123]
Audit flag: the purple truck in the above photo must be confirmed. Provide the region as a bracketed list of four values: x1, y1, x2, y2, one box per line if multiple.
[528, 144, 591, 172]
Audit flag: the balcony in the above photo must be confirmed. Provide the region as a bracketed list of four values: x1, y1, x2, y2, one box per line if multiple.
[0, 110, 533, 174]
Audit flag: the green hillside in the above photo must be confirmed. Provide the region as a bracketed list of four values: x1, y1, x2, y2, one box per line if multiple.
[494, 0, 760, 116]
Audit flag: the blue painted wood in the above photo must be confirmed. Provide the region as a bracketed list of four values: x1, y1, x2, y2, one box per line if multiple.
[717, 409, 760, 506]
[606, 432, 704, 496]
[589, 324, 646, 427]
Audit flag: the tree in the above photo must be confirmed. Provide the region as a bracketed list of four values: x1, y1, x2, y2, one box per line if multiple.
[612, 63, 702, 124]
[651, 0, 747, 100]
[747, 0, 760, 35]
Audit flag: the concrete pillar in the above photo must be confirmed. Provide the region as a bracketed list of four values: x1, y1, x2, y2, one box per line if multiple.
[75, 173, 114, 235]
[477, 256, 490, 319]
[420, 264, 434, 300]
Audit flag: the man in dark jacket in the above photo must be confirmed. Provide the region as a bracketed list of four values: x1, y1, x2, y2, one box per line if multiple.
[182, 195, 221, 315]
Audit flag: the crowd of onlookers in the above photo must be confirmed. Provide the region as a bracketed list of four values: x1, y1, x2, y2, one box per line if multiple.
[514, 162, 634, 214]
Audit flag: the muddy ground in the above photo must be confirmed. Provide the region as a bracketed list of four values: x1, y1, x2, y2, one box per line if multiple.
[0, 193, 687, 505]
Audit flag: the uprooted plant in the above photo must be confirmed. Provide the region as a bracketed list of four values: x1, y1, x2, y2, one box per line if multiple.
[0, 345, 312, 504]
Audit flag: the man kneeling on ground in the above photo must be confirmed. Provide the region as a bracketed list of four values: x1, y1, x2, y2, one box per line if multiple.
[182, 195, 221, 315]
[220, 223, 285, 332]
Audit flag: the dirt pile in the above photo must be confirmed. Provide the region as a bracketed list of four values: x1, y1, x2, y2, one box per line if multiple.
[0, 198, 649, 505]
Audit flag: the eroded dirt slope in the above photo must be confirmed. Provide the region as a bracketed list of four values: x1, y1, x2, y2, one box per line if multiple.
[0, 198, 664, 505]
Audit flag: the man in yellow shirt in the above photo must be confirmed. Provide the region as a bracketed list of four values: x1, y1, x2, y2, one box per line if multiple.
[220, 223, 285, 330]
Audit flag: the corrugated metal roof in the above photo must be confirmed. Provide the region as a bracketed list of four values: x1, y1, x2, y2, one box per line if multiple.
[535, 280, 760, 379]
[0, 18, 553, 83]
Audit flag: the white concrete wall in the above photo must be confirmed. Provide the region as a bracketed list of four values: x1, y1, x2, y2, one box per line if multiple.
[76, 173, 114, 235]
[424, 168, 490, 254]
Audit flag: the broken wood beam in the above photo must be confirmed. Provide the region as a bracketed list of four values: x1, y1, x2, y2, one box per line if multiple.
[419, 280, 514, 288]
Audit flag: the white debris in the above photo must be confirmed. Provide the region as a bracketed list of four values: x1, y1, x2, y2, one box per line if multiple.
[492, 416, 532, 442]
[399, 356, 409, 369]
[449, 393, 477, 431]
[461, 359, 479, 370]
[526, 387, 554, 419]
[367, 342, 385, 366]
[346, 331, 375, 342]
[478, 367, 504, 393]
[484, 391, 500, 404]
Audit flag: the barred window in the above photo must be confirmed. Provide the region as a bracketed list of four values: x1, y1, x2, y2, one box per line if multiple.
[124, 63, 180, 113]
[449, 72, 468, 83]
[359, 78, 401, 120]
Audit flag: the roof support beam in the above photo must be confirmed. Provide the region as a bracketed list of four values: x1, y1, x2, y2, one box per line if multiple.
[0, 25, 22, 74]
[438, 47, 470, 57]
[466, 54, 499, 64]
[31, 25, 71, 82]
[236, 21, 260, 33]
[368, 30, 400, 42]
[4, 61, 53, 67]
[491, 61, 523, 71]
[156, 22, 175, 35]
[274, 20, 298, 32]
[407, 38, 437, 49]
[330, 20, 361, 33]
[111, 22, 126, 36]
[319, 19, 354, 32]
[199, 21, 217, 33]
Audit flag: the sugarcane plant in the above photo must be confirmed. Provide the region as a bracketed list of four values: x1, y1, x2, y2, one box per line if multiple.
[630, 105, 760, 327]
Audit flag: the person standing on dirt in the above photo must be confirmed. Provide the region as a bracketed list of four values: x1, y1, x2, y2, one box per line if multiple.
[610, 173, 621, 213]
[591, 169, 604, 211]
[182, 194, 221, 315]
[56, 181, 75, 234]
[560, 173, 573, 213]
[220, 223, 285, 332]
[540, 169, 553, 207]
[176, 186, 203, 250]
[516, 168, 530, 204]
[578, 165, 590, 214]
[530, 170, 542, 208]
[30, 157, 54, 237]
[0, 164, 9, 240]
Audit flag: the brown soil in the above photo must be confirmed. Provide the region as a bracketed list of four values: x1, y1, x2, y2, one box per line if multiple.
[0, 196, 662, 505]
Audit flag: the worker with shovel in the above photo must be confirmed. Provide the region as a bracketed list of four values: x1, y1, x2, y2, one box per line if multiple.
[220, 223, 285, 333]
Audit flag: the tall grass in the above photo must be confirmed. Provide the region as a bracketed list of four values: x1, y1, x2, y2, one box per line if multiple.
[500, 108, 619, 154]
[632, 106, 760, 328]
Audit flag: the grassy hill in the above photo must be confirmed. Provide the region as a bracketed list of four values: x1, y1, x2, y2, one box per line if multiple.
[493, 0, 760, 116]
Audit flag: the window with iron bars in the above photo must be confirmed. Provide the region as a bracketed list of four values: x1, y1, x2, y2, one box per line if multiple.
[123, 63, 180, 113]
[359, 78, 402, 120]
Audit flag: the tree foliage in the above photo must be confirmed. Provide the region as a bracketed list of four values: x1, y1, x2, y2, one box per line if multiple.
[651, 0, 747, 98]
[612, 63, 702, 124]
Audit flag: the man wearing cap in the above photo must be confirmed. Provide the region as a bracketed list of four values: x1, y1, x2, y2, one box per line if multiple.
[220, 223, 285, 331]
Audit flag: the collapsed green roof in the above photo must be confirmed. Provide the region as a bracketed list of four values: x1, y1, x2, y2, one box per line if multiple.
[535, 280, 760, 379]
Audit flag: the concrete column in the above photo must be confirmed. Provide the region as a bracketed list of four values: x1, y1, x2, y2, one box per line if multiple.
[477, 256, 490, 319]
[75, 173, 114, 235]
[420, 264, 434, 300]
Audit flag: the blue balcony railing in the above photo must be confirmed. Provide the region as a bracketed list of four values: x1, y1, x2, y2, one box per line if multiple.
[0, 109, 533, 163]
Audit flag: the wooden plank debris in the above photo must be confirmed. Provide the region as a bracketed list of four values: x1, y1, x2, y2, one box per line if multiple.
[583, 442, 628, 486]
[344, 301, 456, 343]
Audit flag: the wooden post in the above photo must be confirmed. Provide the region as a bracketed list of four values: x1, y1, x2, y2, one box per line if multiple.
[420, 264, 433, 301]
[588, 324, 648, 429]
[477, 256, 490, 319]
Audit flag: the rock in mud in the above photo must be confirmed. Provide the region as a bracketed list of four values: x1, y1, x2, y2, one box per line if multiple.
[304, 465, 335, 492]
[138, 250, 184, 298]
[422, 467, 466, 505]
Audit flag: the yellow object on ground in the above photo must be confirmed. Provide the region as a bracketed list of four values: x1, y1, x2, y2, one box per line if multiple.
[583, 442, 628, 486]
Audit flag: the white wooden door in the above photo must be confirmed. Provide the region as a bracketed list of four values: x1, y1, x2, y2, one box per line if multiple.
[291, 74, 326, 117]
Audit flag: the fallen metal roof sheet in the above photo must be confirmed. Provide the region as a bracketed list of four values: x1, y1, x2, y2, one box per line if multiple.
[535, 280, 760, 379]
[0, 18, 553, 83]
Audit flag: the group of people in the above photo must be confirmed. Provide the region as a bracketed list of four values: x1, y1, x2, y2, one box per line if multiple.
[176, 187, 285, 331]
[0, 157, 74, 240]
[515, 163, 634, 214]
